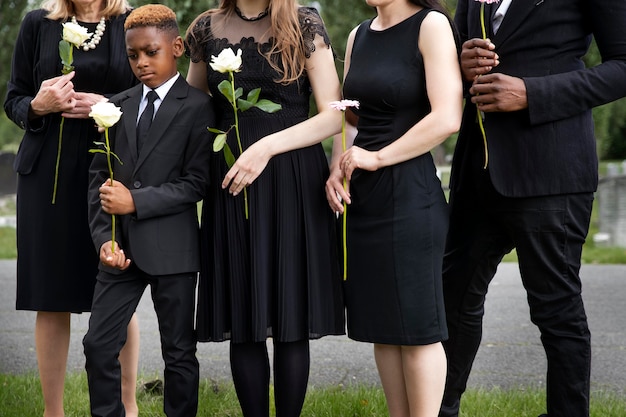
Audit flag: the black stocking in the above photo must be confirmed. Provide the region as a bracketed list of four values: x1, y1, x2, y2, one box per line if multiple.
[273, 340, 310, 417]
[230, 341, 270, 417]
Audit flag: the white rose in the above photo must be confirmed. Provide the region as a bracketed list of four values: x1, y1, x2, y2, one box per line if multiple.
[62, 22, 91, 48]
[210, 48, 243, 73]
[89, 101, 123, 128]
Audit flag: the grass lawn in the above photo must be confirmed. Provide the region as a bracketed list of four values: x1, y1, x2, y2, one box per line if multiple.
[1, 373, 625, 417]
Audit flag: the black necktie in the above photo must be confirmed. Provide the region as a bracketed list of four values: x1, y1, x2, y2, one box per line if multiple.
[136, 90, 158, 152]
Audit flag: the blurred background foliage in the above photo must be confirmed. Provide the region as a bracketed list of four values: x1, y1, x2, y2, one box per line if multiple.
[1, 0, 625, 161]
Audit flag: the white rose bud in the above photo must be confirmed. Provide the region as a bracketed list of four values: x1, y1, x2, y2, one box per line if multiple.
[62, 22, 92, 48]
[89, 101, 123, 128]
[210, 48, 243, 73]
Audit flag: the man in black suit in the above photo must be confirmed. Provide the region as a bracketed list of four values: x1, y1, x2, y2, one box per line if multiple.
[440, 1, 626, 417]
[82, 5, 213, 417]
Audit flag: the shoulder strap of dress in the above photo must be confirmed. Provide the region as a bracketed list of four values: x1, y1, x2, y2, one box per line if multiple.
[298, 7, 332, 58]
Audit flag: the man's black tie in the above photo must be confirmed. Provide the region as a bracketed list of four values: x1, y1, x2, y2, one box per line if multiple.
[136, 90, 159, 152]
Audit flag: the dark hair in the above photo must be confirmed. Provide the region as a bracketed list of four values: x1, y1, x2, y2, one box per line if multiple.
[411, 0, 460, 50]
[411, 0, 452, 19]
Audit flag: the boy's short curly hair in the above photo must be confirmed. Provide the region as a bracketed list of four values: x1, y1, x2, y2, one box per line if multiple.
[124, 4, 179, 36]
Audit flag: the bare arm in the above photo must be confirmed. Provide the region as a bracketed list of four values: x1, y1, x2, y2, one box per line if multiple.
[340, 12, 463, 180]
[325, 27, 358, 212]
[186, 61, 210, 94]
[222, 33, 343, 195]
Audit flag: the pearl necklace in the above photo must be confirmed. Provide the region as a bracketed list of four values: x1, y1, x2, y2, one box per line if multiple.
[71, 16, 106, 51]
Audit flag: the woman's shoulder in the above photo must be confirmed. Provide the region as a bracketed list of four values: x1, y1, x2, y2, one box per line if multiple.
[297, 6, 331, 50]
[22, 8, 51, 26]
[190, 11, 212, 34]
[297, 6, 324, 26]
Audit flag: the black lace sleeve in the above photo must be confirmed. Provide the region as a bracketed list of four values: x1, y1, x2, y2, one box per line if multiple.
[298, 7, 332, 59]
[185, 14, 213, 63]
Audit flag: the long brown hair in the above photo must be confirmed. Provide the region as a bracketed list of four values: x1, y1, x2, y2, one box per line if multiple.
[186, 0, 307, 84]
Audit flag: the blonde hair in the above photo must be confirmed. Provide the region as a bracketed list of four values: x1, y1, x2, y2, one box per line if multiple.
[187, 0, 307, 84]
[42, 0, 130, 20]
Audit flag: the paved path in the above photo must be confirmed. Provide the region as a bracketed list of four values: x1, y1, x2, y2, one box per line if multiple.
[1, 260, 624, 394]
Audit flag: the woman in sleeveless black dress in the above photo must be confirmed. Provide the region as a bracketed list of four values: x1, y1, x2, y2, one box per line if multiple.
[326, 1, 462, 415]
[186, 1, 344, 416]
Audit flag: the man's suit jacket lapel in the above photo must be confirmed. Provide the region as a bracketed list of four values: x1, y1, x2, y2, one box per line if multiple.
[134, 77, 187, 173]
[491, 0, 544, 47]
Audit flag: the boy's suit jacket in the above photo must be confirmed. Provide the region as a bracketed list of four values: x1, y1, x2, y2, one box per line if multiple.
[89, 76, 214, 276]
[452, 0, 626, 197]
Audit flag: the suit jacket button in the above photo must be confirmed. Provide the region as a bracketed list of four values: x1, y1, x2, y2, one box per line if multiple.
[133, 181, 141, 189]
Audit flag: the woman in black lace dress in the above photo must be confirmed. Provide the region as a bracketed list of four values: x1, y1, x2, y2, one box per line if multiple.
[185, 1, 344, 416]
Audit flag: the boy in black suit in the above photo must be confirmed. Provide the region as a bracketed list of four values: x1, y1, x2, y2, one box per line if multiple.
[83, 5, 214, 417]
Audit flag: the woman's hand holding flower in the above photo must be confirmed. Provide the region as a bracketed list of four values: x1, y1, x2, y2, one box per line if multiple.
[62, 93, 106, 119]
[222, 141, 271, 196]
[30, 72, 76, 117]
[325, 163, 350, 213]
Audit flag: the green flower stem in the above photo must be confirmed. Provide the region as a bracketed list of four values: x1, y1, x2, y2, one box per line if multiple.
[229, 71, 249, 220]
[104, 127, 117, 253]
[477, 2, 489, 169]
[341, 112, 348, 281]
[52, 116, 65, 204]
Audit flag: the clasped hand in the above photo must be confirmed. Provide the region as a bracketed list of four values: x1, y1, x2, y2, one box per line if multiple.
[30, 71, 106, 119]
[461, 38, 528, 112]
[325, 146, 379, 213]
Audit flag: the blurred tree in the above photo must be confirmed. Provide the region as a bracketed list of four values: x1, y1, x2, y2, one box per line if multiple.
[0, 0, 29, 151]
[1, 0, 624, 162]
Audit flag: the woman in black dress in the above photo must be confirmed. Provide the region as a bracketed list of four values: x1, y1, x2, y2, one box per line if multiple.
[4, 0, 139, 415]
[325, 0, 462, 416]
[186, 0, 344, 415]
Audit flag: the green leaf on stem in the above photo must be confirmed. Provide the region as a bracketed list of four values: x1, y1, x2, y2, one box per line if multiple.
[237, 98, 255, 112]
[246, 88, 261, 104]
[58, 40, 74, 74]
[217, 80, 233, 102]
[255, 99, 282, 113]
[213, 133, 228, 152]
[223, 143, 236, 168]
[234, 87, 243, 101]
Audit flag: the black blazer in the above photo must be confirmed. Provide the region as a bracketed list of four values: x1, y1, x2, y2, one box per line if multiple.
[452, 0, 626, 197]
[4, 9, 136, 176]
[89, 76, 214, 276]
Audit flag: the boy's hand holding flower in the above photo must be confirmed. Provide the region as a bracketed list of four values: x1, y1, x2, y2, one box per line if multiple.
[99, 241, 131, 270]
[89, 101, 124, 252]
